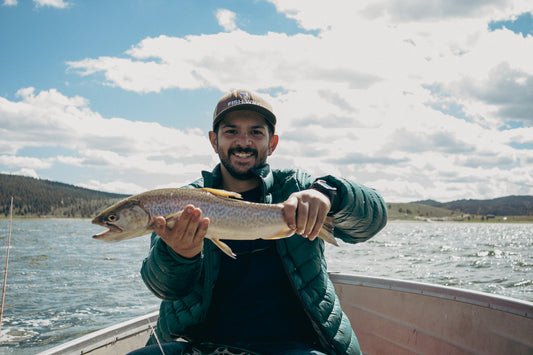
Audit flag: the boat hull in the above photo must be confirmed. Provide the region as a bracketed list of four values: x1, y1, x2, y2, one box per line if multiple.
[38, 274, 533, 355]
[332, 274, 533, 355]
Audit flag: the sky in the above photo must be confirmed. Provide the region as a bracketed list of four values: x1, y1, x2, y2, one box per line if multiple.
[0, 0, 532, 203]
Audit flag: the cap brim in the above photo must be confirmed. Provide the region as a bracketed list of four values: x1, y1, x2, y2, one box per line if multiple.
[213, 104, 276, 129]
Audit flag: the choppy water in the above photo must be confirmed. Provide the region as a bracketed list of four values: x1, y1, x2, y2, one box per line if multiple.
[0, 220, 531, 354]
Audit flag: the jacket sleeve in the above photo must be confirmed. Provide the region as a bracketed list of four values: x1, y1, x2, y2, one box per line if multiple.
[318, 175, 387, 244]
[140, 233, 203, 301]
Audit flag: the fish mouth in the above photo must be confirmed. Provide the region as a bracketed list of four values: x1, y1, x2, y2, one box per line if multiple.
[92, 223, 123, 239]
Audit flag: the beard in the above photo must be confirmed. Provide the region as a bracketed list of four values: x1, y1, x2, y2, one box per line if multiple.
[219, 146, 267, 180]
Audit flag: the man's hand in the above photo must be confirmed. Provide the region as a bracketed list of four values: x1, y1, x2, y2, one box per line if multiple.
[153, 205, 209, 259]
[283, 189, 331, 241]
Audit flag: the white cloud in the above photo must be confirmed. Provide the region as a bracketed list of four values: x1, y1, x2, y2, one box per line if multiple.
[7, 0, 533, 200]
[0, 155, 54, 170]
[361, 0, 515, 22]
[0, 88, 218, 193]
[77, 180, 144, 195]
[269, 0, 533, 30]
[216, 9, 237, 32]
[3, 0, 17, 6]
[33, 0, 68, 8]
[1, 169, 40, 179]
[67, 32, 332, 93]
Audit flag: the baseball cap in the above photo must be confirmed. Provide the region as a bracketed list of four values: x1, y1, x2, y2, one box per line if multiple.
[212, 89, 276, 130]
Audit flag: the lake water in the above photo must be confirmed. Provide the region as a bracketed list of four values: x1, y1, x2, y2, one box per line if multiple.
[0, 220, 531, 354]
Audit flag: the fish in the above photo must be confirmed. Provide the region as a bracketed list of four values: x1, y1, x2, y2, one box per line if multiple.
[92, 187, 338, 258]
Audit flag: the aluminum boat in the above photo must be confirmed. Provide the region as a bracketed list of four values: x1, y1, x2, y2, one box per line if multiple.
[38, 273, 533, 355]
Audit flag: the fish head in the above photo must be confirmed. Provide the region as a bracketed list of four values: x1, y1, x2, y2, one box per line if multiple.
[91, 198, 152, 242]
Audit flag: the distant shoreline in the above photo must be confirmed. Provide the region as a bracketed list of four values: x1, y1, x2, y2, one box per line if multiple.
[1, 216, 531, 223]
[387, 218, 533, 224]
[0, 217, 92, 221]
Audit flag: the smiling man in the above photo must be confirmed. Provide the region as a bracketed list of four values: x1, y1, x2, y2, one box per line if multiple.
[131, 90, 387, 355]
[210, 109, 278, 191]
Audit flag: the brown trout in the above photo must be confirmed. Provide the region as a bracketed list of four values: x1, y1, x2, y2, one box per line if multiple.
[92, 187, 338, 258]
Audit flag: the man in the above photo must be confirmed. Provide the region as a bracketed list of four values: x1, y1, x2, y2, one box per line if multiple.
[133, 90, 387, 355]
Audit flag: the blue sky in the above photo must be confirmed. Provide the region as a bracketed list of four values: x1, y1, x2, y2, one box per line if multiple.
[1, 0, 308, 130]
[1, 0, 532, 202]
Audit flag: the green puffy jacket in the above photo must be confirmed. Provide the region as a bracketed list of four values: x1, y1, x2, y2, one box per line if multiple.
[141, 164, 387, 354]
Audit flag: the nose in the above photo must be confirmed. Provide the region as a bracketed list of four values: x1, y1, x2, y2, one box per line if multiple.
[235, 132, 252, 147]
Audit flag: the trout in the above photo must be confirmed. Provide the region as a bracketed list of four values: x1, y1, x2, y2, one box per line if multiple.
[92, 187, 338, 258]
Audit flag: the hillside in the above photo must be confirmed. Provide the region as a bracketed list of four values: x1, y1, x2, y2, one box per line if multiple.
[387, 202, 463, 221]
[0, 174, 129, 218]
[388, 195, 533, 222]
[2, 173, 532, 221]
[414, 196, 533, 216]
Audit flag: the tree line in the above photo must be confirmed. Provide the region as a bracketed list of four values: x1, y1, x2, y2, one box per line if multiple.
[2, 173, 531, 219]
[0, 174, 129, 218]
[414, 196, 533, 216]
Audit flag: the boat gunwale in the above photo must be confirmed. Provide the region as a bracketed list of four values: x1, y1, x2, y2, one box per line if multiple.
[37, 311, 159, 355]
[329, 273, 533, 319]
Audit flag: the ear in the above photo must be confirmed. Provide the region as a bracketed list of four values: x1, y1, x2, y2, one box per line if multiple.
[268, 134, 279, 156]
[209, 131, 218, 153]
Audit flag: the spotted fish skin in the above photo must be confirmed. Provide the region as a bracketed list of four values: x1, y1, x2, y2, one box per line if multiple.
[92, 188, 338, 258]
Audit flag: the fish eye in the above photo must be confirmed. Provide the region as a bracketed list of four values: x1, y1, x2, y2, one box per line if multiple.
[107, 215, 117, 222]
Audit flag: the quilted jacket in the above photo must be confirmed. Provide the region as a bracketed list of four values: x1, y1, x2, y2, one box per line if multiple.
[141, 164, 387, 354]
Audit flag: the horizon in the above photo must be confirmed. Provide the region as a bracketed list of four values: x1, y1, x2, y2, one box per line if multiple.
[2, 172, 532, 204]
[1, 1, 532, 203]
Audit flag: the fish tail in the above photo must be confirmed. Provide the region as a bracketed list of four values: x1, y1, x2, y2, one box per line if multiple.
[319, 216, 338, 246]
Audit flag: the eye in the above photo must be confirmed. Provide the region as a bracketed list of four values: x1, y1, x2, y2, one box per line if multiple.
[107, 215, 117, 222]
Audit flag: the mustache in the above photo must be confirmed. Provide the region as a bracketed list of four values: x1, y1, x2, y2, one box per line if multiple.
[229, 147, 257, 155]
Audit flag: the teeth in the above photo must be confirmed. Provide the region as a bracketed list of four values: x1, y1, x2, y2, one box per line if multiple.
[234, 152, 252, 158]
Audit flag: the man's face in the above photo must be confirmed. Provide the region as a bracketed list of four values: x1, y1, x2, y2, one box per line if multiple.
[209, 110, 278, 181]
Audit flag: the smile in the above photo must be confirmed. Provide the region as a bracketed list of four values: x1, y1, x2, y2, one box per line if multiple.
[233, 152, 253, 158]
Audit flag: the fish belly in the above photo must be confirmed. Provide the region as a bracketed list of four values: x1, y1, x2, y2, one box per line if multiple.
[203, 202, 288, 241]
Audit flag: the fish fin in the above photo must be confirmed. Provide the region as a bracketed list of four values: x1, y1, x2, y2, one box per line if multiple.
[210, 238, 236, 259]
[202, 188, 243, 199]
[262, 227, 296, 240]
[318, 216, 339, 246]
[164, 211, 183, 229]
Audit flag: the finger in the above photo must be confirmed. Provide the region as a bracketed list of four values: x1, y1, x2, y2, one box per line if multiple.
[303, 203, 319, 238]
[153, 216, 167, 236]
[296, 199, 309, 236]
[308, 205, 328, 240]
[158, 205, 193, 244]
[182, 208, 203, 243]
[194, 217, 210, 242]
[282, 195, 298, 230]
[156, 214, 184, 244]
